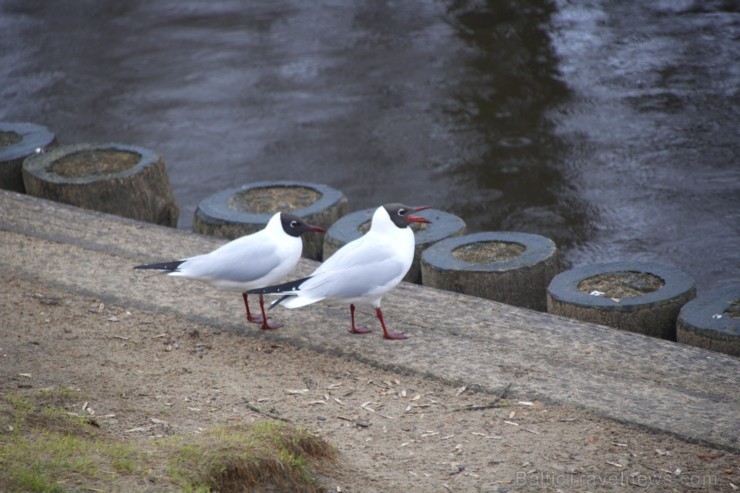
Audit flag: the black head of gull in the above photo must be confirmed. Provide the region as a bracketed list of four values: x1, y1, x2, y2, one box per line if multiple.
[382, 204, 432, 229]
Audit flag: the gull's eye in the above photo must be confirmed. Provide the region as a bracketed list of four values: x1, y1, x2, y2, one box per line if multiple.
[290, 220, 299, 228]
[397, 208, 406, 216]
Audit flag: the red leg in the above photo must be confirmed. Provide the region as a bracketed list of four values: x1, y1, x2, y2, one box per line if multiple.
[257, 294, 282, 330]
[375, 307, 407, 340]
[242, 293, 264, 323]
[348, 304, 371, 334]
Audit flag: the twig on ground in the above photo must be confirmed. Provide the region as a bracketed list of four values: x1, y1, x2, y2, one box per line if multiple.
[243, 401, 290, 422]
[456, 383, 512, 411]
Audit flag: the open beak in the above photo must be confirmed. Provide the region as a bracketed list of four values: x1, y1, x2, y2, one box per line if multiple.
[406, 205, 432, 224]
[308, 224, 326, 233]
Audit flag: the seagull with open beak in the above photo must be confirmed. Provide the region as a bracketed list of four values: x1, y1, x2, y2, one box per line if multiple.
[250, 203, 431, 340]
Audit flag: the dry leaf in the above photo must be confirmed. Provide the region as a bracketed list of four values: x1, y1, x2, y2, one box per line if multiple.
[697, 450, 721, 460]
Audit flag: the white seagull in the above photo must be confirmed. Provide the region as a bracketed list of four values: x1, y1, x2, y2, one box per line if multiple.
[134, 212, 325, 330]
[250, 204, 431, 340]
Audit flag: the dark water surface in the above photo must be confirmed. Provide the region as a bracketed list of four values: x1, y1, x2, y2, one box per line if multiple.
[2, 0, 738, 292]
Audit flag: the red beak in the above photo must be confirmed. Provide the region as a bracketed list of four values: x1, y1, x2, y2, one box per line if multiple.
[406, 205, 432, 224]
[308, 224, 326, 233]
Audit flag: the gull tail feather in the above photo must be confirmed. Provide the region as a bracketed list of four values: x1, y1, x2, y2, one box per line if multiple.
[134, 260, 185, 272]
[270, 293, 325, 310]
[279, 294, 326, 309]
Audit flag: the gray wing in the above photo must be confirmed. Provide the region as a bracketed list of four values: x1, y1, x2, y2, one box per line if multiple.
[301, 241, 407, 299]
[177, 237, 282, 285]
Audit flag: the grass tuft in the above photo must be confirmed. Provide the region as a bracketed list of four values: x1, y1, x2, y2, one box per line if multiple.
[0, 389, 336, 492]
[165, 421, 336, 492]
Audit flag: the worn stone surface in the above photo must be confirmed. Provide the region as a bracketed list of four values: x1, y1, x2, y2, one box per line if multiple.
[0, 122, 57, 193]
[548, 295, 694, 340]
[0, 190, 738, 451]
[547, 263, 697, 340]
[422, 232, 560, 311]
[22, 144, 178, 227]
[677, 284, 740, 357]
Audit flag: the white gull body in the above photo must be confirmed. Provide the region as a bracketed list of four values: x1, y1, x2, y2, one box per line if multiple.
[134, 211, 324, 329]
[254, 204, 431, 339]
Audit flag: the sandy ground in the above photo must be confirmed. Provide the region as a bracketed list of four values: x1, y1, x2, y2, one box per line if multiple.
[1, 271, 737, 492]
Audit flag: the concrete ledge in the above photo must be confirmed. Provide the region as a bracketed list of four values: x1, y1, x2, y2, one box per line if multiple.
[0, 121, 57, 193]
[0, 190, 737, 452]
[547, 262, 696, 340]
[677, 284, 740, 356]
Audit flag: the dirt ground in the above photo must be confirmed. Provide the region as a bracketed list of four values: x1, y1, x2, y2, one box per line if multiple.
[1, 272, 737, 492]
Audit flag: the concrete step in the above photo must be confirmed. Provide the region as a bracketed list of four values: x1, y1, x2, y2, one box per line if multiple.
[1, 190, 737, 451]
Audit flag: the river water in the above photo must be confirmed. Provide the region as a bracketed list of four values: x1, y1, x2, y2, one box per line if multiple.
[2, 0, 738, 292]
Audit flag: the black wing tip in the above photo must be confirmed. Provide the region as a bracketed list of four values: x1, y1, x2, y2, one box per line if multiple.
[268, 294, 292, 310]
[134, 260, 184, 271]
[248, 276, 311, 295]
